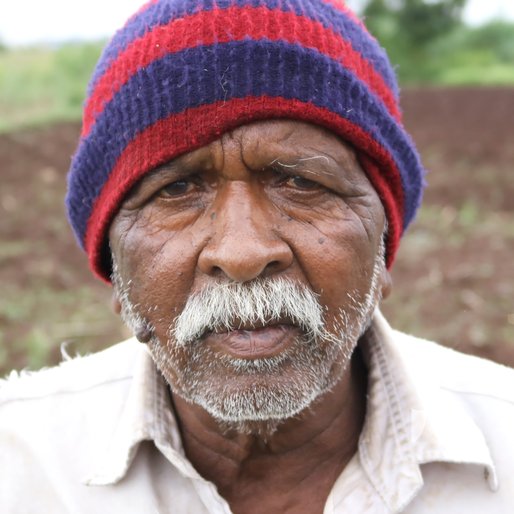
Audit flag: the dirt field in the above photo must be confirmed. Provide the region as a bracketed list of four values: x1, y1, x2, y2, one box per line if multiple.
[1, 87, 513, 374]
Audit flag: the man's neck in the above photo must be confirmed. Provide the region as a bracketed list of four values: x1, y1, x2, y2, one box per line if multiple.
[170, 347, 368, 514]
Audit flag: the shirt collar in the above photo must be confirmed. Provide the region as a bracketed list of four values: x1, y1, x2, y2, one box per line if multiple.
[84, 313, 498, 507]
[358, 310, 498, 513]
[83, 342, 200, 486]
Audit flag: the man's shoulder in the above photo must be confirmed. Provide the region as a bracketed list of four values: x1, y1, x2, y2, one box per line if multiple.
[385, 328, 514, 510]
[392, 328, 514, 405]
[0, 337, 143, 408]
[392, 326, 514, 480]
[0, 338, 152, 511]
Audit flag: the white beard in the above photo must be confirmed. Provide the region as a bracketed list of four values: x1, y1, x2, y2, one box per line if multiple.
[112, 241, 384, 432]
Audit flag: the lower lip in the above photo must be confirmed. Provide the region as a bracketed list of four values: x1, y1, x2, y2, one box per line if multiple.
[204, 324, 301, 359]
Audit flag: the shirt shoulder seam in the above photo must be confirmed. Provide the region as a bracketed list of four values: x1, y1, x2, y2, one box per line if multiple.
[440, 385, 514, 406]
[0, 374, 134, 407]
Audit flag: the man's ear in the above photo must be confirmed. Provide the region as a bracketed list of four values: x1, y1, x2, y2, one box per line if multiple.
[111, 290, 122, 315]
[380, 267, 393, 300]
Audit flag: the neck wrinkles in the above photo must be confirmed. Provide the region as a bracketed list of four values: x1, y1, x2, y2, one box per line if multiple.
[170, 343, 368, 491]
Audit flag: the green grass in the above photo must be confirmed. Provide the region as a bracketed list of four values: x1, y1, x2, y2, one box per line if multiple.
[0, 283, 127, 372]
[0, 42, 104, 132]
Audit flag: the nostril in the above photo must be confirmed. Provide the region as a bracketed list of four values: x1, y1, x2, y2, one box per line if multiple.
[265, 260, 284, 274]
[210, 265, 225, 278]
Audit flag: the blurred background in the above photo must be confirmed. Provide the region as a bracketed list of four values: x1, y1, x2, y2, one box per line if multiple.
[0, 0, 513, 374]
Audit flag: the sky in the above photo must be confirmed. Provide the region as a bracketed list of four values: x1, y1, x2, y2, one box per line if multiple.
[1, 0, 514, 47]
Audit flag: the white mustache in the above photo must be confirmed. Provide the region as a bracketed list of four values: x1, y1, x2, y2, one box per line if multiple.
[171, 278, 330, 347]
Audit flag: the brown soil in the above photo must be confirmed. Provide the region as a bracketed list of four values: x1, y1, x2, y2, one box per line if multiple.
[389, 87, 514, 366]
[0, 87, 513, 373]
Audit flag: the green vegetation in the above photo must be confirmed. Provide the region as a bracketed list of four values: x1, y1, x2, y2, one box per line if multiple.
[362, 0, 514, 84]
[431, 22, 514, 85]
[0, 41, 104, 132]
[0, 282, 126, 372]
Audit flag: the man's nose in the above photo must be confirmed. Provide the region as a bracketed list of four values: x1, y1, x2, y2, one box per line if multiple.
[197, 184, 293, 282]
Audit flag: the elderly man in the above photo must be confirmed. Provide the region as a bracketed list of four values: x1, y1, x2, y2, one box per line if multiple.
[1, 0, 514, 512]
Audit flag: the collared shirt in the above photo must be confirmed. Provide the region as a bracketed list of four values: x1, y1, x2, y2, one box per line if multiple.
[1, 311, 514, 513]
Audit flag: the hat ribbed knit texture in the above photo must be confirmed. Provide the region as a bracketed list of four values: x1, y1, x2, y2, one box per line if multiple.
[66, 0, 424, 282]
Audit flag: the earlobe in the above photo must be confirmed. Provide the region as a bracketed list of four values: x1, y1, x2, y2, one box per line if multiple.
[380, 268, 393, 300]
[111, 291, 122, 315]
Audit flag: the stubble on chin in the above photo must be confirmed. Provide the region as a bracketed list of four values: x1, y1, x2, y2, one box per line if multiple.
[111, 240, 385, 434]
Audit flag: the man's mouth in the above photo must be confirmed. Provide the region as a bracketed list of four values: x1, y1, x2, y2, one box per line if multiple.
[202, 322, 302, 359]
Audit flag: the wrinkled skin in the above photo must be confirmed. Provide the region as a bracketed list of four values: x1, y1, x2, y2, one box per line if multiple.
[110, 120, 391, 514]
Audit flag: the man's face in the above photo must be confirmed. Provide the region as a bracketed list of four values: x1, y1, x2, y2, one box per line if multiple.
[109, 120, 390, 428]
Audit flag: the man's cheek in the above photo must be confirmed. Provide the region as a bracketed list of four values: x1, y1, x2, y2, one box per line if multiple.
[122, 226, 188, 281]
[126, 251, 197, 332]
[295, 223, 369, 286]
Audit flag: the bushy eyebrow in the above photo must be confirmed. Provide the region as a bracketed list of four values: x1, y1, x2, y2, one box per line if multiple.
[142, 157, 197, 183]
[150, 159, 183, 176]
[123, 160, 194, 202]
[267, 155, 335, 177]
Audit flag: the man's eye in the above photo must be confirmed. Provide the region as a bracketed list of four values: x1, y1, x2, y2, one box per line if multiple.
[287, 176, 319, 190]
[158, 180, 192, 197]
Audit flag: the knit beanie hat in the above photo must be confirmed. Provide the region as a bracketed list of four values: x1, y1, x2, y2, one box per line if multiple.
[66, 0, 425, 282]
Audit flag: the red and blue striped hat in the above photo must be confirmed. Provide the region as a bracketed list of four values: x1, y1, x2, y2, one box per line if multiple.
[66, 0, 425, 282]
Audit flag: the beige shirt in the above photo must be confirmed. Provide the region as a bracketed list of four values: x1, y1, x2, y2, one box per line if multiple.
[1, 311, 514, 513]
